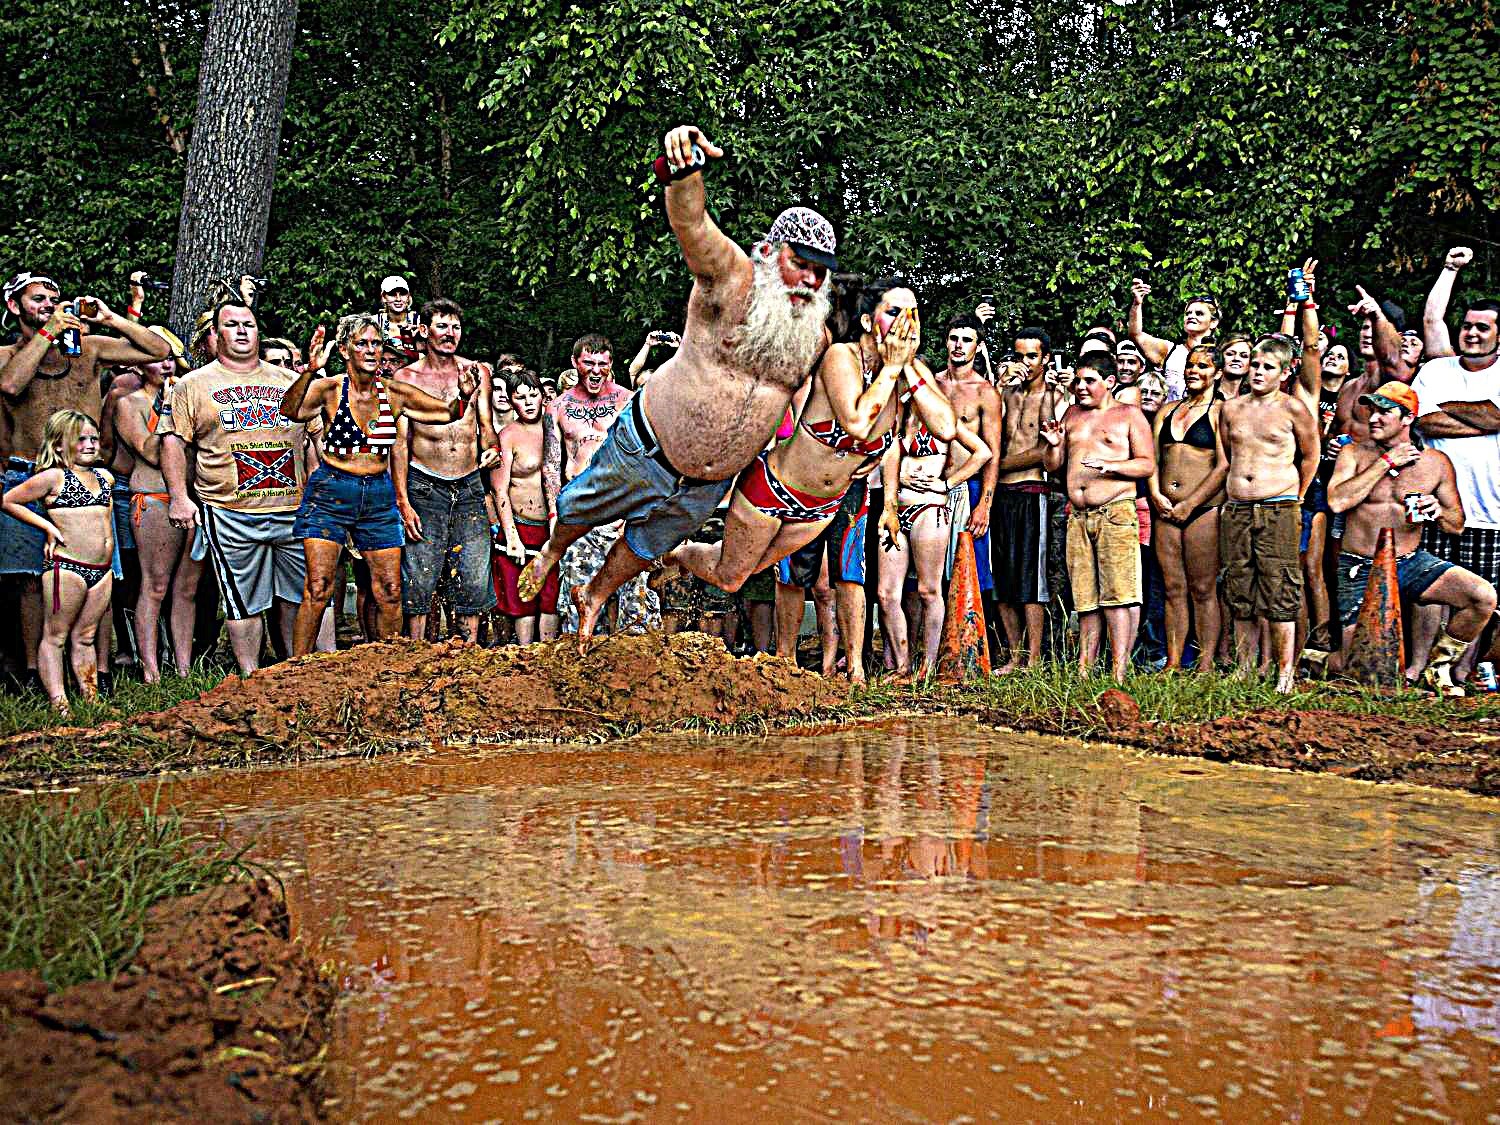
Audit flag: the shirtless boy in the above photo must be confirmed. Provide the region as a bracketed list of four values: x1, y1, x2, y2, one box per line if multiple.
[1041, 352, 1156, 683]
[492, 371, 560, 644]
[1180, 336, 1319, 691]
[992, 328, 1065, 671]
[1328, 382, 1495, 694]
[517, 123, 837, 650]
[541, 335, 657, 635]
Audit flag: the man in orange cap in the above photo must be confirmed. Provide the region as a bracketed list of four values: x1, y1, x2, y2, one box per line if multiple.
[1328, 381, 1497, 694]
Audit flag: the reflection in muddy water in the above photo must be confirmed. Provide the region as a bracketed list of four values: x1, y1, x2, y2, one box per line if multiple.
[156, 718, 1500, 1122]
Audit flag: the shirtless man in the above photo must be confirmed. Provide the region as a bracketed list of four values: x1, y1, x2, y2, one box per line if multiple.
[1328, 382, 1495, 694]
[991, 327, 1066, 672]
[937, 314, 1002, 634]
[391, 297, 499, 643]
[1179, 336, 1319, 691]
[0, 273, 170, 687]
[494, 370, 559, 644]
[517, 123, 837, 651]
[540, 334, 658, 636]
[1041, 353, 1156, 683]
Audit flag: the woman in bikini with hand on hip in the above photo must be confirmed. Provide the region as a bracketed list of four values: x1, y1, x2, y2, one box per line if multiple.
[2, 410, 117, 713]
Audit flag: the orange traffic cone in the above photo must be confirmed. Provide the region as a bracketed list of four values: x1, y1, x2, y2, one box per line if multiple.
[937, 530, 991, 683]
[1343, 526, 1405, 688]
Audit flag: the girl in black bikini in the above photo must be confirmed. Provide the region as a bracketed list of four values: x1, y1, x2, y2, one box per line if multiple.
[1148, 344, 1225, 668]
[1, 410, 116, 713]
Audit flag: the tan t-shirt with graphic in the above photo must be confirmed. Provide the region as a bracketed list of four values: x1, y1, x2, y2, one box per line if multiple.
[168, 359, 307, 513]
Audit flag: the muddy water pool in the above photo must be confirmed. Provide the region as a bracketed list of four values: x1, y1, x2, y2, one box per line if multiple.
[152, 717, 1500, 1122]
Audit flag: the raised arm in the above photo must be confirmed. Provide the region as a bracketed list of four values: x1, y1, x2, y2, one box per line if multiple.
[820, 336, 906, 443]
[628, 335, 654, 385]
[661, 125, 741, 286]
[279, 368, 335, 424]
[1294, 259, 1322, 409]
[115, 396, 166, 468]
[389, 364, 480, 425]
[905, 360, 957, 441]
[82, 299, 173, 366]
[0, 306, 82, 395]
[1422, 248, 1470, 360]
[1291, 399, 1319, 498]
[1128, 278, 1173, 367]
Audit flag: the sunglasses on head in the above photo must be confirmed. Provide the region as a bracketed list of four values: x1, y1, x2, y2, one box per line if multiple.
[1185, 295, 1219, 311]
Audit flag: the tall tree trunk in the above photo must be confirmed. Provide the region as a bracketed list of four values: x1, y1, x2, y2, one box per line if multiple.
[168, 0, 299, 341]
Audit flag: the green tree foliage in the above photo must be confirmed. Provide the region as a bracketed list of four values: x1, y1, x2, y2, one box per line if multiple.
[1, 0, 1494, 367]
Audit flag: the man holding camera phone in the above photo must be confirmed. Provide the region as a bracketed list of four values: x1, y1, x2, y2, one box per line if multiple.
[0, 272, 171, 687]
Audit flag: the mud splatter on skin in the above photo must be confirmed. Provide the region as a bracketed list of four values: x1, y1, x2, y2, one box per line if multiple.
[155, 718, 1500, 1123]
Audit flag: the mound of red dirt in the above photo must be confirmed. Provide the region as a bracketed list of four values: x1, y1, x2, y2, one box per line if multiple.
[0, 878, 334, 1122]
[0, 634, 846, 782]
[986, 698, 1500, 796]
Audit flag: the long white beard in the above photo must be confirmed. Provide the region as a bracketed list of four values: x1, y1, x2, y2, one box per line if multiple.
[732, 252, 831, 375]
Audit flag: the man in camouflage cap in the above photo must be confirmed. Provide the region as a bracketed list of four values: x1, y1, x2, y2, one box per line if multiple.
[519, 122, 838, 650]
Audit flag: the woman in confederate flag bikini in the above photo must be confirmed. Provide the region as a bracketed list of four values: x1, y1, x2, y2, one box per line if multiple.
[661, 278, 956, 595]
[280, 313, 479, 655]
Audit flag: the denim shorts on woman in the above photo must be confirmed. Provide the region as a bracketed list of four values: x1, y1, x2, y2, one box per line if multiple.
[292, 463, 405, 552]
[555, 393, 734, 562]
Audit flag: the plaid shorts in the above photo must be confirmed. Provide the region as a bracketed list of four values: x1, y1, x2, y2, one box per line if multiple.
[1422, 525, 1500, 589]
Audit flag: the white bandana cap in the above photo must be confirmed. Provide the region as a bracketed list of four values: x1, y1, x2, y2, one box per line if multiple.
[764, 207, 838, 270]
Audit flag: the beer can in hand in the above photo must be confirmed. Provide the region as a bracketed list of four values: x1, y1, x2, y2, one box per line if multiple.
[1288, 268, 1310, 303]
[1404, 492, 1429, 523]
[60, 303, 82, 357]
[1476, 662, 1497, 692]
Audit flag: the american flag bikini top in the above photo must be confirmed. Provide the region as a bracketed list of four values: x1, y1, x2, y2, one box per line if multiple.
[325, 374, 397, 457]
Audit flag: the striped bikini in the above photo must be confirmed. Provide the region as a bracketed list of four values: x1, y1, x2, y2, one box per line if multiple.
[325, 375, 397, 457]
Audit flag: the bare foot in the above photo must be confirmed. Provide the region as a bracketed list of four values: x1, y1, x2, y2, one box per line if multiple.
[647, 557, 683, 593]
[993, 660, 1018, 676]
[572, 582, 606, 655]
[516, 556, 550, 603]
[49, 695, 69, 717]
[847, 670, 867, 687]
[1274, 669, 1296, 694]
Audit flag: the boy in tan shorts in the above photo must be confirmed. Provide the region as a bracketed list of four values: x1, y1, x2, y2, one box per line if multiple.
[1041, 353, 1156, 682]
[1175, 336, 1319, 690]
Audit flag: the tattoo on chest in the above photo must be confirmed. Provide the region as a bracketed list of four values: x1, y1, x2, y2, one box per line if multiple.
[563, 401, 619, 427]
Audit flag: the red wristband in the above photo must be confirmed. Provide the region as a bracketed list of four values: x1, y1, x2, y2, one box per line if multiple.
[127, 306, 141, 318]
[454, 397, 468, 419]
[37, 327, 55, 343]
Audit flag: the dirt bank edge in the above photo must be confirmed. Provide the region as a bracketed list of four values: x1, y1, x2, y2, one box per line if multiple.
[0, 877, 335, 1122]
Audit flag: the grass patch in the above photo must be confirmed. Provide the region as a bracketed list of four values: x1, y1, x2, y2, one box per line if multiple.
[922, 662, 1500, 732]
[0, 665, 228, 738]
[0, 787, 253, 989]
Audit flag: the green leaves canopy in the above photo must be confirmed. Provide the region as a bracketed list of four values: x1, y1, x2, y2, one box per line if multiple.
[0, 0, 1493, 368]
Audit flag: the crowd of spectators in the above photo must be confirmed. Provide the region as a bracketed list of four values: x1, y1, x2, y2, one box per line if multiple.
[0, 249, 1496, 713]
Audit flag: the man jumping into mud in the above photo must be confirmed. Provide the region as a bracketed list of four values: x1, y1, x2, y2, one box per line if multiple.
[518, 123, 838, 650]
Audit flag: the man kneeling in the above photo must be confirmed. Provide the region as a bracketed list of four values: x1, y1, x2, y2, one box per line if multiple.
[1328, 381, 1497, 694]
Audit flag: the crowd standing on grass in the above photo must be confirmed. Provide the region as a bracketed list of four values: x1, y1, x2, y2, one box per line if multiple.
[2, 126, 1499, 715]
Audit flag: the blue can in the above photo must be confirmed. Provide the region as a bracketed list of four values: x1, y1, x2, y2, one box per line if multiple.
[59, 302, 81, 357]
[1477, 662, 1498, 692]
[1288, 268, 1310, 304]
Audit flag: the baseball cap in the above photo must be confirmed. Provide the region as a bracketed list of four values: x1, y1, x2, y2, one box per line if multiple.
[1358, 381, 1419, 415]
[764, 207, 838, 271]
[380, 275, 410, 294]
[147, 324, 187, 360]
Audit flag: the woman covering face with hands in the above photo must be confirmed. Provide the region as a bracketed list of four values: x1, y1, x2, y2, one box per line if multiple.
[659, 278, 954, 600]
